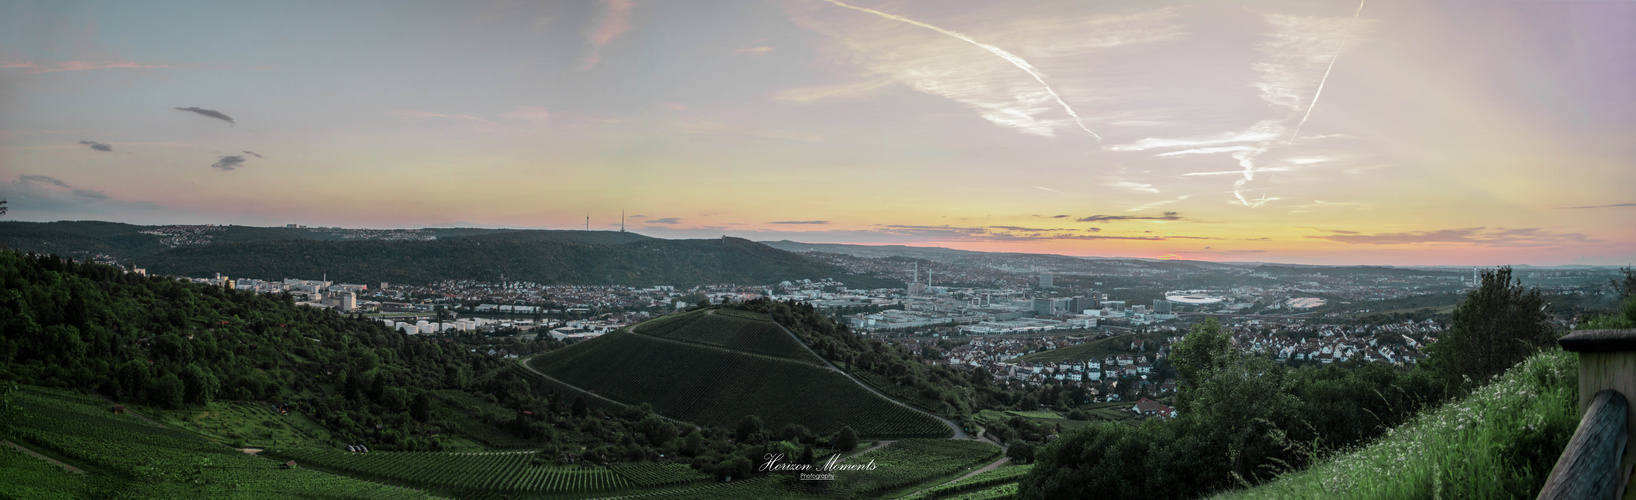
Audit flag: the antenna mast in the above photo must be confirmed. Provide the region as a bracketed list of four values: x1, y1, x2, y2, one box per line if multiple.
[585, 212, 590, 231]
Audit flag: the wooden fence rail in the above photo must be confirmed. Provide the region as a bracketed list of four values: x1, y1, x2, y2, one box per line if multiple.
[1538, 329, 1636, 500]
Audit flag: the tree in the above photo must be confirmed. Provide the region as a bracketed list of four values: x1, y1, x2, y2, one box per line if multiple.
[1424, 267, 1557, 387]
[735, 414, 763, 443]
[1007, 441, 1037, 464]
[0, 199, 7, 216]
[833, 426, 858, 452]
[410, 391, 431, 423]
[571, 396, 588, 418]
[1169, 318, 1234, 394]
[152, 372, 186, 409]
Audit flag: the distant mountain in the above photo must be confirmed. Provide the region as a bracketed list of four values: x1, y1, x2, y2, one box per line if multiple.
[0, 222, 898, 287]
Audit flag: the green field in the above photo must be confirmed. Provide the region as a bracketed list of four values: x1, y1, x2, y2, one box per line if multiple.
[3, 385, 431, 499]
[1008, 332, 1168, 364]
[633, 309, 823, 364]
[531, 319, 950, 438]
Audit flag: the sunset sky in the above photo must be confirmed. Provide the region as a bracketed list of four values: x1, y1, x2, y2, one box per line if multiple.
[1, 0, 1631, 266]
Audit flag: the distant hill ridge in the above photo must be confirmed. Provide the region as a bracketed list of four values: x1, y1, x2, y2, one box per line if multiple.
[0, 221, 897, 287]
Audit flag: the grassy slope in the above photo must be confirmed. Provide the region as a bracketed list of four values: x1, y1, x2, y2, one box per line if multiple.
[531, 314, 949, 438]
[4, 385, 431, 499]
[1213, 349, 1579, 500]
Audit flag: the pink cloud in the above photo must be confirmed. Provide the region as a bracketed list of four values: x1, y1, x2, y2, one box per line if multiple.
[582, 0, 635, 69]
[0, 59, 189, 73]
[735, 46, 774, 56]
[499, 106, 552, 121]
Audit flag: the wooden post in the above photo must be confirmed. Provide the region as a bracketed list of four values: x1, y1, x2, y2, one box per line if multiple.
[1555, 329, 1636, 499]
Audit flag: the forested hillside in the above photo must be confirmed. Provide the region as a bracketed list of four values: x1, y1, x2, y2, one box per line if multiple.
[0, 222, 899, 288]
[138, 236, 889, 287]
[0, 250, 967, 496]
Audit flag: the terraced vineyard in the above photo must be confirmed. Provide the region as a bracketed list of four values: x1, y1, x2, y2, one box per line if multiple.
[530, 329, 949, 437]
[264, 448, 694, 496]
[5, 386, 430, 499]
[0, 441, 85, 499]
[610, 462, 714, 489]
[633, 309, 823, 363]
[590, 477, 809, 500]
[820, 439, 1003, 497]
[901, 464, 1033, 500]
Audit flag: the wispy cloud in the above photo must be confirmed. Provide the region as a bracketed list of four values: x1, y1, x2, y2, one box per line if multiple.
[1310, 227, 1595, 246]
[649, 217, 682, 224]
[1, 59, 189, 73]
[1103, 10, 1374, 208]
[1076, 211, 1180, 222]
[1128, 195, 1191, 212]
[819, 0, 1102, 141]
[0, 175, 165, 217]
[770, 220, 829, 225]
[175, 107, 235, 126]
[1561, 203, 1635, 209]
[1290, 0, 1368, 141]
[735, 43, 775, 56]
[78, 140, 112, 152]
[1113, 181, 1159, 194]
[583, 0, 635, 69]
[798, 3, 1178, 138]
[242, 150, 264, 158]
[774, 78, 894, 103]
[499, 106, 552, 122]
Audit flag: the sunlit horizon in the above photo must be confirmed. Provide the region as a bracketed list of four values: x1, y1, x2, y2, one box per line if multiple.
[2, 0, 1632, 267]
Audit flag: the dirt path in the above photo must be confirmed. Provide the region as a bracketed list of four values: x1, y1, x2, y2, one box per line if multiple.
[901, 456, 1012, 499]
[765, 319, 970, 440]
[514, 355, 691, 427]
[947, 456, 1011, 484]
[846, 440, 893, 459]
[3, 440, 85, 474]
[537, 310, 972, 441]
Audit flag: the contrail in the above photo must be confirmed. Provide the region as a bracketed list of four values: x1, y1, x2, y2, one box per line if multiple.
[822, 0, 1101, 142]
[1289, 0, 1365, 143]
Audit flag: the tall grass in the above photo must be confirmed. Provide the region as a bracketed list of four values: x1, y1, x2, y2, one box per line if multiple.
[1216, 349, 1580, 500]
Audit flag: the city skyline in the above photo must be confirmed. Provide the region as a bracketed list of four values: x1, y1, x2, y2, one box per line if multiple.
[1, 0, 1632, 266]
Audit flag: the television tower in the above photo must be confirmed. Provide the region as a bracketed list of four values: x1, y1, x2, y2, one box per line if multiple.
[585, 212, 590, 231]
[621, 210, 625, 232]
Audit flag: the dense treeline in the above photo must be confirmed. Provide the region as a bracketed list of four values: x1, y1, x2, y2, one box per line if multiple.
[0, 251, 500, 447]
[1017, 267, 1584, 499]
[138, 236, 900, 288]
